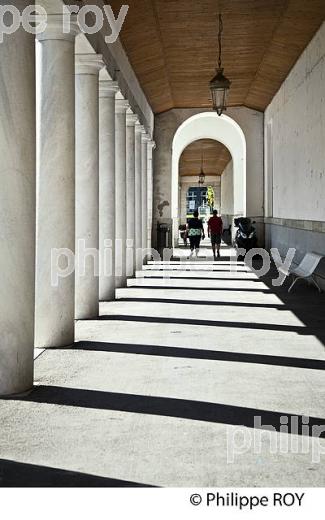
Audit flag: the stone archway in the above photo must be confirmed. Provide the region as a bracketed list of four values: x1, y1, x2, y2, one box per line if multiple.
[171, 112, 246, 245]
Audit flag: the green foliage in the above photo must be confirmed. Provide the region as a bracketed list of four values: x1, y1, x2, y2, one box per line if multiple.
[207, 186, 215, 210]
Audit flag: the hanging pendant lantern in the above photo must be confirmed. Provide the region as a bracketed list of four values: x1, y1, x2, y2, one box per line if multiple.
[210, 14, 231, 116]
[198, 171, 206, 186]
[198, 150, 206, 185]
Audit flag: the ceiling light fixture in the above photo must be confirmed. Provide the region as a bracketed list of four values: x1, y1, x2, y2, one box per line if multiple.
[209, 14, 231, 116]
[198, 150, 206, 185]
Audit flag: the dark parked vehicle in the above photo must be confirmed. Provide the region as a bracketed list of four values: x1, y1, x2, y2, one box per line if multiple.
[234, 218, 257, 258]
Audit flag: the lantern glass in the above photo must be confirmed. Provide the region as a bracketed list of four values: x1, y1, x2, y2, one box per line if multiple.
[209, 68, 231, 116]
[211, 87, 227, 116]
[198, 172, 205, 185]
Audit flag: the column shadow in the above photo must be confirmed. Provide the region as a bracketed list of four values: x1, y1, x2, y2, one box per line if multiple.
[136, 276, 260, 282]
[126, 286, 271, 293]
[71, 341, 325, 371]
[97, 314, 325, 336]
[0, 459, 155, 488]
[8, 385, 325, 438]
[116, 297, 286, 309]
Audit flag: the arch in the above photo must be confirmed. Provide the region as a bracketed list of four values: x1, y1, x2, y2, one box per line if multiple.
[171, 112, 246, 244]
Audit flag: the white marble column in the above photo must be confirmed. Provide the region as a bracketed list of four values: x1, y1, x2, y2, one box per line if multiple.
[147, 140, 156, 252]
[115, 98, 129, 287]
[134, 123, 143, 270]
[99, 79, 119, 301]
[35, 15, 79, 348]
[141, 132, 150, 254]
[0, 1, 35, 395]
[75, 54, 104, 319]
[126, 113, 138, 276]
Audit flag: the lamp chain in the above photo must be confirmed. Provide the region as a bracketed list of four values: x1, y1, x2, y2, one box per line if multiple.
[218, 13, 223, 69]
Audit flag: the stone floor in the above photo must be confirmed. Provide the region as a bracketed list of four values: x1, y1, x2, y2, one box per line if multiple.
[1, 244, 325, 487]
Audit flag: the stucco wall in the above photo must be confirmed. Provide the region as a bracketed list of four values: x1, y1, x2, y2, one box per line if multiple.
[152, 107, 264, 247]
[221, 160, 234, 215]
[265, 21, 325, 222]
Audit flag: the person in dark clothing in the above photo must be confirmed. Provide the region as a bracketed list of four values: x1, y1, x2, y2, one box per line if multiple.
[187, 210, 205, 258]
[208, 209, 223, 260]
[179, 224, 188, 246]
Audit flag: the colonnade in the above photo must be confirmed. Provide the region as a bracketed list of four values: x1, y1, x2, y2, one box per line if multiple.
[0, 10, 155, 396]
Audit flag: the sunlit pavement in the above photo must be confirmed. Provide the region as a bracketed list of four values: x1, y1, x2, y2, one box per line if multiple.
[1, 244, 325, 487]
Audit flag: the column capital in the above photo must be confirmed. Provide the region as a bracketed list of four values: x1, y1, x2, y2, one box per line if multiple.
[148, 140, 156, 150]
[135, 122, 144, 134]
[126, 113, 139, 127]
[36, 14, 79, 42]
[99, 80, 119, 98]
[75, 54, 105, 75]
[141, 132, 151, 143]
[115, 99, 130, 114]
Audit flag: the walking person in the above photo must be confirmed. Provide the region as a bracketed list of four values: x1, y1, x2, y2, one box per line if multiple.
[179, 224, 188, 247]
[187, 210, 205, 258]
[208, 210, 223, 260]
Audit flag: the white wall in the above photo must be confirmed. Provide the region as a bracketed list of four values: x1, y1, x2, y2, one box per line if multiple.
[233, 108, 264, 218]
[221, 160, 234, 215]
[153, 107, 263, 232]
[171, 113, 246, 223]
[265, 21, 325, 222]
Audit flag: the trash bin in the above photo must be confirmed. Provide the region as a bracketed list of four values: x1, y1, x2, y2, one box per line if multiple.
[157, 222, 170, 255]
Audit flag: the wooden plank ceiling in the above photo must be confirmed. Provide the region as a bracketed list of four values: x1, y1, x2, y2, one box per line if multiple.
[179, 139, 232, 177]
[109, 0, 325, 114]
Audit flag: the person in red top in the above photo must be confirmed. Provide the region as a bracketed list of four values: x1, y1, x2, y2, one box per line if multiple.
[208, 210, 223, 260]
